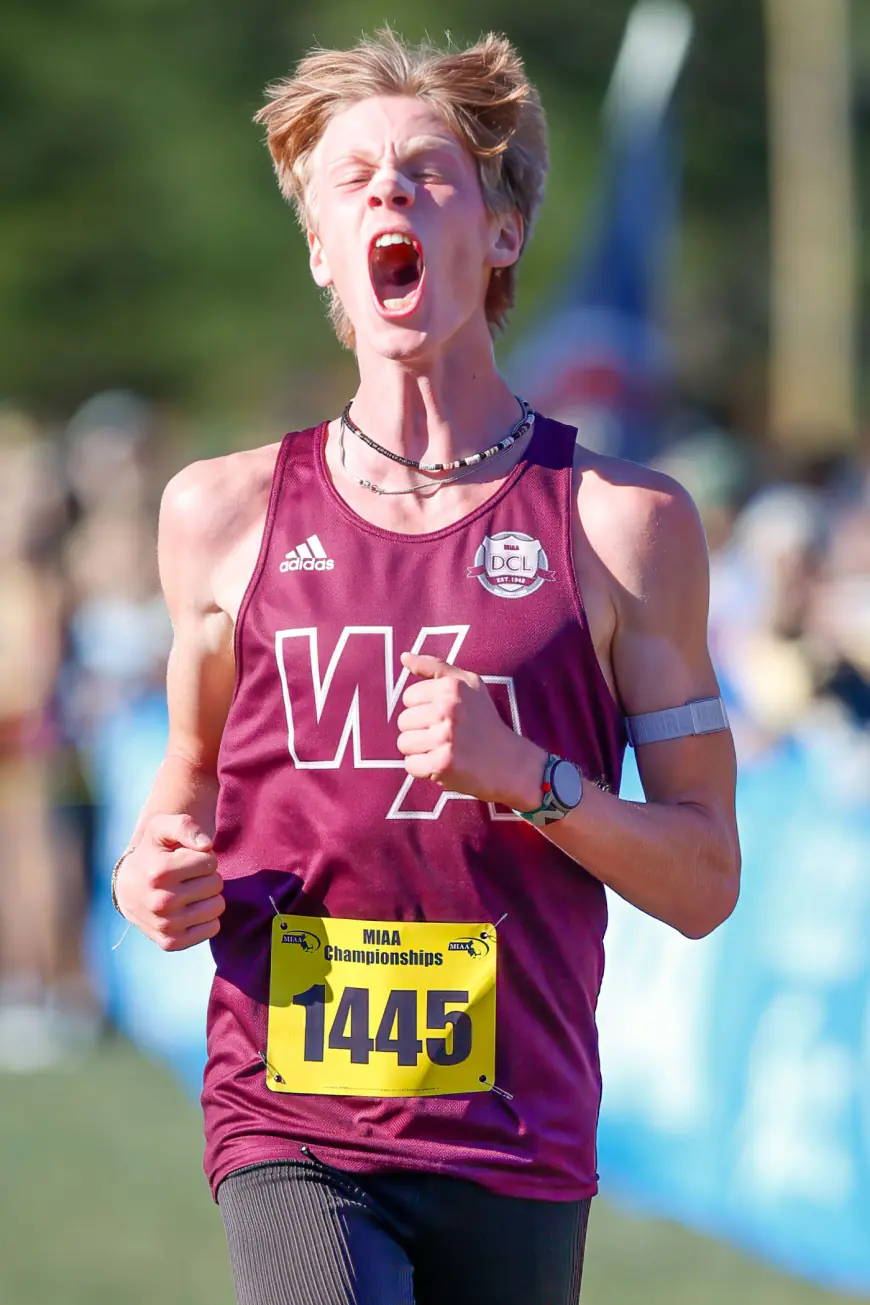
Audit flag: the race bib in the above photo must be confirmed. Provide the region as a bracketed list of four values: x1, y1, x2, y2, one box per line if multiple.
[266, 915, 497, 1097]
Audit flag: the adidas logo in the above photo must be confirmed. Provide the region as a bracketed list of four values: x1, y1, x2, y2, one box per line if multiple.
[280, 534, 335, 573]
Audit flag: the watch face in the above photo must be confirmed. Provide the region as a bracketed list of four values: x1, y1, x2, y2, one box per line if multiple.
[550, 760, 583, 810]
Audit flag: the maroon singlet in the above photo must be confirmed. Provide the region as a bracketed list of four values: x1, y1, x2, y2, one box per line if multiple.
[204, 415, 626, 1201]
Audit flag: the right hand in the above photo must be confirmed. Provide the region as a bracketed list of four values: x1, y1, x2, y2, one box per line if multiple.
[115, 815, 225, 951]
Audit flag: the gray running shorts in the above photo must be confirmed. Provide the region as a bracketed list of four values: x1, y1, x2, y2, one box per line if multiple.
[218, 1156, 591, 1305]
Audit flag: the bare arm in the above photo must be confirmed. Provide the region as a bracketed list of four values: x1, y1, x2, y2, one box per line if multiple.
[397, 474, 740, 941]
[537, 480, 740, 938]
[115, 462, 238, 948]
[128, 468, 237, 841]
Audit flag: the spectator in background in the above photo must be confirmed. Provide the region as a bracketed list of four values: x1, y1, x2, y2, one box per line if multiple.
[0, 415, 68, 1068]
[0, 391, 171, 1071]
[60, 391, 171, 743]
[64, 391, 153, 516]
[716, 483, 824, 741]
[656, 421, 870, 788]
[63, 508, 172, 737]
[809, 493, 870, 727]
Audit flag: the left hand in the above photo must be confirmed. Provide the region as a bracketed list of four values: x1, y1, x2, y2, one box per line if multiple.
[397, 653, 545, 810]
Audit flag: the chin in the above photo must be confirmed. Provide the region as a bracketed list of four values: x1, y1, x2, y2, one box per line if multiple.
[358, 302, 477, 364]
[374, 330, 435, 362]
[360, 311, 439, 361]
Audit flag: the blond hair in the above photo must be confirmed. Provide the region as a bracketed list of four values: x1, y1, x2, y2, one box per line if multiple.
[255, 30, 549, 347]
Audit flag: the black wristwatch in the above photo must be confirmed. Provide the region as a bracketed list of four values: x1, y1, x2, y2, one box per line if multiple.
[515, 754, 584, 827]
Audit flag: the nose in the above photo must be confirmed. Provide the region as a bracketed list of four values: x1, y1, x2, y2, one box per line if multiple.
[367, 166, 414, 211]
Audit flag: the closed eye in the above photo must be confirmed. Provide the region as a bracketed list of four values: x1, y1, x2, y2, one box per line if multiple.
[331, 164, 375, 188]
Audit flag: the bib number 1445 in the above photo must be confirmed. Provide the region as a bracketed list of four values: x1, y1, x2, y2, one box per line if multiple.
[293, 984, 472, 1068]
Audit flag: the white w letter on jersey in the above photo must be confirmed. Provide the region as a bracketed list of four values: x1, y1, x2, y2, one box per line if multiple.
[274, 624, 522, 820]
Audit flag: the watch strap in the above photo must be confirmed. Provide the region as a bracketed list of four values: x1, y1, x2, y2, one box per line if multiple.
[519, 802, 568, 828]
[515, 755, 581, 828]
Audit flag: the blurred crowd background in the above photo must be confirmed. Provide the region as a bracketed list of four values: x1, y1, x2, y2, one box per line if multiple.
[1, 0, 868, 1300]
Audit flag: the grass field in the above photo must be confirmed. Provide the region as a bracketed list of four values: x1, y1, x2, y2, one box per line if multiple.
[0, 1035, 865, 1305]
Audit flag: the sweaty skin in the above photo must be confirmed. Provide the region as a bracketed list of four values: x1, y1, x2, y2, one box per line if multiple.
[116, 94, 739, 950]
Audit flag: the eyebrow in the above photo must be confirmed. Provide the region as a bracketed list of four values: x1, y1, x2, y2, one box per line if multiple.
[326, 134, 464, 173]
[401, 134, 463, 157]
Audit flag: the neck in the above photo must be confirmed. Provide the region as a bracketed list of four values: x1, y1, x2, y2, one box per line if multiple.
[348, 319, 521, 472]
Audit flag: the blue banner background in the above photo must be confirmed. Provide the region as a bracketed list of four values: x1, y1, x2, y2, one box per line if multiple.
[598, 748, 870, 1292]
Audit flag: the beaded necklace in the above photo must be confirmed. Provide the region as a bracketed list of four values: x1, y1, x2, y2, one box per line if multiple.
[341, 397, 533, 472]
[338, 398, 534, 497]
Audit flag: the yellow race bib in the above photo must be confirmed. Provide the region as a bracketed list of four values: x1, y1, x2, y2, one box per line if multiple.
[266, 914, 497, 1097]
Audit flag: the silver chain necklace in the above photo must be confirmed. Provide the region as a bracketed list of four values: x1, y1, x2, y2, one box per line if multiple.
[337, 402, 535, 497]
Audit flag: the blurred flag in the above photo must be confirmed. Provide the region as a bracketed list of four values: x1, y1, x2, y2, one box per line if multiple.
[509, 0, 693, 462]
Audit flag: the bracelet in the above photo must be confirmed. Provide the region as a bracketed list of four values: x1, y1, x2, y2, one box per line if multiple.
[110, 848, 136, 917]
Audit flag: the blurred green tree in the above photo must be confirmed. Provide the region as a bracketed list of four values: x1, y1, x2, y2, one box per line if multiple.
[0, 0, 864, 432]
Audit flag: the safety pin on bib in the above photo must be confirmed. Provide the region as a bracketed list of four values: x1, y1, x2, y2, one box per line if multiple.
[479, 913, 508, 945]
[269, 895, 287, 929]
[257, 1050, 285, 1085]
[479, 1075, 514, 1101]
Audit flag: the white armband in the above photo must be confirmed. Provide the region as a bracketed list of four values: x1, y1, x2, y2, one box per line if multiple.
[625, 697, 729, 748]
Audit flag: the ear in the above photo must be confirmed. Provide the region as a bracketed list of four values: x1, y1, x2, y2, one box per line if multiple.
[307, 230, 333, 288]
[488, 209, 524, 270]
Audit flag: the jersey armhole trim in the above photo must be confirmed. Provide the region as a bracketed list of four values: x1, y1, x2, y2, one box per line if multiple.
[228, 432, 297, 713]
[562, 438, 625, 732]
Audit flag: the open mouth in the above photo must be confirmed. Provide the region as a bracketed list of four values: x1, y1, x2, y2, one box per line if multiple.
[369, 232, 424, 314]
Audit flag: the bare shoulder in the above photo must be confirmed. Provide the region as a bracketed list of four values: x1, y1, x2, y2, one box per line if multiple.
[159, 442, 282, 617]
[160, 443, 281, 553]
[573, 444, 708, 608]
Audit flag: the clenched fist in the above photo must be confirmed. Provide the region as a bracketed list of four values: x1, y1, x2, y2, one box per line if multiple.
[115, 814, 225, 951]
[397, 652, 545, 811]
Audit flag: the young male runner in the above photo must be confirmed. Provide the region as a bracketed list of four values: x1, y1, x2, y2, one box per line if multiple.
[114, 31, 740, 1305]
